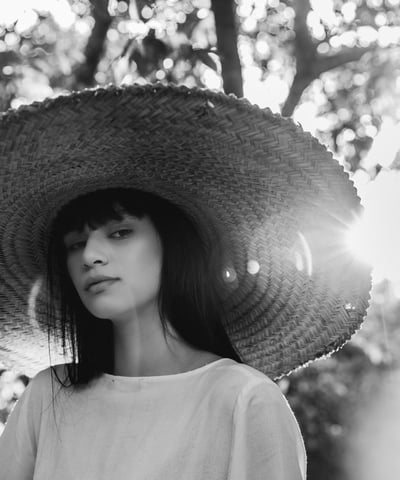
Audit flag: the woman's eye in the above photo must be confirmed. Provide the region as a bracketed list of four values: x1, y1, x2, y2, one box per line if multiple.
[111, 229, 132, 238]
[66, 241, 85, 252]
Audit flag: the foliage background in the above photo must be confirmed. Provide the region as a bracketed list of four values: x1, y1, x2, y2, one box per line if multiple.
[1, 1, 400, 478]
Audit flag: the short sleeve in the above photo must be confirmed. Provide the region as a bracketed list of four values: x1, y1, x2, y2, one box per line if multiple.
[0, 368, 50, 480]
[228, 379, 307, 480]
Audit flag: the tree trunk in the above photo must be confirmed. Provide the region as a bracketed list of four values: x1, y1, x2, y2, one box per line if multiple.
[73, 0, 112, 88]
[210, 0, 243, 97]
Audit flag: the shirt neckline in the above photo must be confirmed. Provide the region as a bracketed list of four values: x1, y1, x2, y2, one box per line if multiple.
[101, 358, 233, 383]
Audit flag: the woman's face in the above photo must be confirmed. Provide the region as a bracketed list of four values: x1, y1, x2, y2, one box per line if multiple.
[63, 213, 162, 321]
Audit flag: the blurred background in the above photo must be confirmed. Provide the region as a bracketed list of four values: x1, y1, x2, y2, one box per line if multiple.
[0, 1, 399, 478]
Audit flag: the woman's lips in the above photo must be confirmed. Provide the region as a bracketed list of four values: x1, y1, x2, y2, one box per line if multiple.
[86, 279, 119, 293]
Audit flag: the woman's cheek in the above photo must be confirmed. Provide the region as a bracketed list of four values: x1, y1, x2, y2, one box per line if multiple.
[66, 256, 81, 292]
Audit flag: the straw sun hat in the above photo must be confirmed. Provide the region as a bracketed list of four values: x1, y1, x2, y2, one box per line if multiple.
[0, 83, 371, 379]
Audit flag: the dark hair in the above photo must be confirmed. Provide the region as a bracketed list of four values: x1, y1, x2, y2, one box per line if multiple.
[46, 188, 242, 387]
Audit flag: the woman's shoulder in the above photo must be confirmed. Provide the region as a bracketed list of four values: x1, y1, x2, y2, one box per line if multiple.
[215, 358, 277, 388]
[30, 362, 71, 391]
[209, 358, 283, 405]
[33, 362, 69, 378]
[216, 360, 300, 431]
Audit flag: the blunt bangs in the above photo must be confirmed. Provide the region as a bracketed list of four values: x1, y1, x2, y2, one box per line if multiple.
[52, 188, 159, 239]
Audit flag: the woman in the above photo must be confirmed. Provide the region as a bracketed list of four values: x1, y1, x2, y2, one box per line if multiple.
[0, 83, 371, 479]
[47, 187, 242, 382]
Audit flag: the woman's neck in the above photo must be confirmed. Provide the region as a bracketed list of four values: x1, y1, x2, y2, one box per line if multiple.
[111, 308, 219, 377]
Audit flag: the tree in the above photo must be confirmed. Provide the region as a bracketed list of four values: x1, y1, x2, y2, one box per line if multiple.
[1, 2, 400, 479]
[2, 0, 400, 175]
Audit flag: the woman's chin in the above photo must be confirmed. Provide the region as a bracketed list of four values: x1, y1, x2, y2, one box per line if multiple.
[83, 301, 130, 321]
[81, 293, 159, 322]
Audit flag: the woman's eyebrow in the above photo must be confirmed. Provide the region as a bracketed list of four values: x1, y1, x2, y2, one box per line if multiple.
[62, 224, 93, 242]
[107, 215, 139, 224]
[62, 216, 139, 239]
[62, 230, 86, 244]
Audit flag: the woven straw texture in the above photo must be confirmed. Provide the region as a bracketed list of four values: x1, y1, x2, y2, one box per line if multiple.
[0, 83, 371, 378]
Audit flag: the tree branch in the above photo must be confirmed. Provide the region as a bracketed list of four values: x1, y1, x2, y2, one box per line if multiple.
[281, 0, 317, 116]
[210, 0, 243, 97]
[293, 0, 317, 64]
[316, 45, 376, 74]
[281, 71, 316, 117]
[281, 0, 377, 116]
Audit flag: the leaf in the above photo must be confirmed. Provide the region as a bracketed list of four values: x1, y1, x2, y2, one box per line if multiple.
[193, 49, 218, 71]
[0, 51, 21, 67]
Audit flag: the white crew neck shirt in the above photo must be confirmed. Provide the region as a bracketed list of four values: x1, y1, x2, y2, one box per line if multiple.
[0, 358, 306, 480]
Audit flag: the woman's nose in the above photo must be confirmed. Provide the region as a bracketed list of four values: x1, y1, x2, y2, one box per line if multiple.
[82, 232, 108, 267]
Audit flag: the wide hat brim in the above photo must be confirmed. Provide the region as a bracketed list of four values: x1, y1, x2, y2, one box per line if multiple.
[0, 83, 371, 378]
